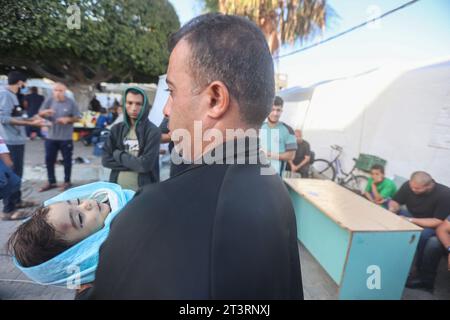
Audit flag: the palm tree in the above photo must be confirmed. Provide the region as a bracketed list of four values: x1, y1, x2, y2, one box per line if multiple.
[204, 0, 336, 55]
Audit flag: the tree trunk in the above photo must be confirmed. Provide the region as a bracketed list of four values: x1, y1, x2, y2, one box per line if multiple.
[69, 84, 95, 112]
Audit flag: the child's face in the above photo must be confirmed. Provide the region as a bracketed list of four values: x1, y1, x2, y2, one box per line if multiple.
[370, 169, 384, 184]
[46, 199, 111, 244]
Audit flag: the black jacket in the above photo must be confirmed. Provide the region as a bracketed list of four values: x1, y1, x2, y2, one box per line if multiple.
[102, 87, 161, 187]
[88, 137, 303, 299]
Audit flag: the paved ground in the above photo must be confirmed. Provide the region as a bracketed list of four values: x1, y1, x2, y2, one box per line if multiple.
[0, 140, 449, 299]
[21, 138, 108, 183]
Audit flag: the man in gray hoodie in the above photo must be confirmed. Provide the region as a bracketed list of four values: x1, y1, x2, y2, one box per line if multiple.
[0, 71, 45, 218]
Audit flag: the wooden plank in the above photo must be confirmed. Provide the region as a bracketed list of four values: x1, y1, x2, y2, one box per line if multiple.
[285, 179, 422, 232]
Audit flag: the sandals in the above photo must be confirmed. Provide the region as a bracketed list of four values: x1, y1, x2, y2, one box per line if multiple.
[60, 182, 73, 191]
[39, 182, 72, 192]
[39, 183, 58, 192]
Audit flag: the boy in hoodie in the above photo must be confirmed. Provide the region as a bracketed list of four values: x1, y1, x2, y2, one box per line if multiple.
[102, 87, 161, 191]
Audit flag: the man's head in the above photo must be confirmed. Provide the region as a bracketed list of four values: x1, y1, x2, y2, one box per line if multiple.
[268, 96, 284, 124]
[30, 86, 38, 94]
[52, 83, 67, 102]
[125, 89, 144, 123]
[409, 171, 434, 195]
[7, 71, 27, 89]
[370, 164, 385, 184]
[7, 199, 110, 267]
[294, 129, 303, 142]
[163, 13, 274, 155]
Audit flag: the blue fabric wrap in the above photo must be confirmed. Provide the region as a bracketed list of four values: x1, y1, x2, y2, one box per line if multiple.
[13, 182, 134, 286]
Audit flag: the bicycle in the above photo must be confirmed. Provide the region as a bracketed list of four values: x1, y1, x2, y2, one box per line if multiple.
[309, 145, 369, 194]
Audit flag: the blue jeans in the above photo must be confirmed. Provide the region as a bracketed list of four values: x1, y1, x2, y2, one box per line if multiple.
[0, 160, 21, 213]
[4, 144, 25, 209]
[399, 209, 446, 286]
[420, 236, 447, 285]
[45, 139, 73, 184]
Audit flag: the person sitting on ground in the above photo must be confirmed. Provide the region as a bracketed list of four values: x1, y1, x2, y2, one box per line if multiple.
[388, 171, 450, 291]
[286, 129, 311, 178]
[436, 216, 450, 271]
[363, 164, 397, 207]
[7, 182, 134, 290]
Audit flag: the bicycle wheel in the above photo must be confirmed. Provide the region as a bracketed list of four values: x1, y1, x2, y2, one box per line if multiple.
[310, 159, 336, 181]
[344, 175, 369, 195]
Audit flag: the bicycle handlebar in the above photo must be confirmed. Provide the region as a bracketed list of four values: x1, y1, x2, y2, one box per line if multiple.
[331, 144, 343, 152]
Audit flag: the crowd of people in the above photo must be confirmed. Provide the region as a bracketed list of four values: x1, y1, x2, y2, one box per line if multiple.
[0, 13, 448, 299]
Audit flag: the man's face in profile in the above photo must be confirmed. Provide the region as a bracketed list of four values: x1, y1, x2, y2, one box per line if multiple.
[164, 39, 207, 150]
[19, 80, 27, 89]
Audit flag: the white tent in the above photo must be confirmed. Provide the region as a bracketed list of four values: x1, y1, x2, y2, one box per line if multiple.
[278, 58, 450, 186]
[149, 74, 169, 127]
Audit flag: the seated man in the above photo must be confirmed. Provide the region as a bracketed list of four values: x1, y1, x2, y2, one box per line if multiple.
[363, 164, 397, 207]
[436, 216, 450, 271]
[286, 129, 312, 178]
[7, 182, 134, 290]
[388, 171, 450, 290]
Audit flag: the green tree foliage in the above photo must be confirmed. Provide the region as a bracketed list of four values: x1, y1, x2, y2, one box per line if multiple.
[0, 0, 179, 106]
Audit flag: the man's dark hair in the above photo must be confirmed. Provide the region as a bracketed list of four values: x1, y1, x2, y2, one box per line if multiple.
[30, 86, 38, 94]
[168, 13, 275, 127]
[7, 71, 27, 85]
[371, 164, 385, 174]
[274, 96, 284, 107]
[7, 206, 71, 267]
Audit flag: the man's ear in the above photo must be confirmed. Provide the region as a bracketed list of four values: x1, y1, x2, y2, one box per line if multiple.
[205, 81, 230, 119]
